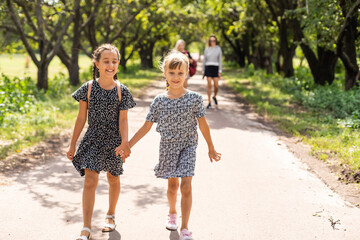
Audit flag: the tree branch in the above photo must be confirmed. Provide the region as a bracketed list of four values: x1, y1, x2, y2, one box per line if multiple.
[6, 0, 39, 66]
[47, 0, 81, 62]
[14, 0, 38, 33]
[80, 0, 103, 30]
[109, 1, 154, 43]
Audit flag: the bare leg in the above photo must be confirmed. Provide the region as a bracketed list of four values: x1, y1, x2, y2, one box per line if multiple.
[180, 176, 192, 231]
[106, 172, 120, 225]
[206, 77, 213, 104]
[168, 178, 180, 214]
[213, 77, 219, 98]
[81, 169, 99, 237]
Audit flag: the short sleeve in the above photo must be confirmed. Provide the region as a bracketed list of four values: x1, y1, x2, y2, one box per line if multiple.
[194, 94, 206, 119]
[146, 96, 160, 123]
[120, 84, 136, 110]
[72, 82, 89, 102]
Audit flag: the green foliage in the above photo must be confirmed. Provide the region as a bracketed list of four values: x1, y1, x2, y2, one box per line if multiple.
[226, 66, 360, 170]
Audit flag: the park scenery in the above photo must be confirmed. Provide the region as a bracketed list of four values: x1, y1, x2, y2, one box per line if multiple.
[1, 1, 360, 240]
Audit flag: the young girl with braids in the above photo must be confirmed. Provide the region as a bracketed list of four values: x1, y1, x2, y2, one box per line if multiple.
[116, 50, 221, 240]
[67, 43, 136, 240]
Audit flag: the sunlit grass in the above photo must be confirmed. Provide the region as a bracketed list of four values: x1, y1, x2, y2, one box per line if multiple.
[225, 67, 360, 171]
[0, 55, 161, 159]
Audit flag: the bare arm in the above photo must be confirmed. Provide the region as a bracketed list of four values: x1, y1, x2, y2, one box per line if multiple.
[129, 121, 153, 148]
[118, 109, 130, 158]
[67, 100, 88, 160]
[198, 116, 221, 162]
[115, 120, 153, 157]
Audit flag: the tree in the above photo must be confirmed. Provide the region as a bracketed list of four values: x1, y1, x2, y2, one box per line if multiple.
[80, 0, 155, 70]
[56, 0, 103, 86]
[290, 0, 339, 85]
[265, 0, 298, 77]
[4, 0, 81, 90]
[336, 0, 360, 90]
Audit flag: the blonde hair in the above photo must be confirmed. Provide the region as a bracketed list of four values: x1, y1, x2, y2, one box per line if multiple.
[159, 50, 189, 73]
[174, 39, 185, 51]
[159, 50, 189, 90]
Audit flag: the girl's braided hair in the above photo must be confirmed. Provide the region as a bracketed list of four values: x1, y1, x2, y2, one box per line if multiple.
[92, 43, 120, 81]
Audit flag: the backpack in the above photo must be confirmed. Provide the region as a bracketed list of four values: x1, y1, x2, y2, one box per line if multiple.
[189, 60, 197, 77]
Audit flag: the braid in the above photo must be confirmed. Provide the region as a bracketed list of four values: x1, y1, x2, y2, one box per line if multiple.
[92, 43, 121, 81]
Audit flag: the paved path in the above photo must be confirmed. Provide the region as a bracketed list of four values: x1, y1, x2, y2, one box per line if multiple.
[1, 69, 360, 240]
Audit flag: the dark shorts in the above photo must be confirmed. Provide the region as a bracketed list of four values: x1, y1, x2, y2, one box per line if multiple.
[204, 65, 219, 77]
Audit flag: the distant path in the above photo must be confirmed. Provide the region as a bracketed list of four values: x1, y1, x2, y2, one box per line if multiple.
[1, 61, 360, 239]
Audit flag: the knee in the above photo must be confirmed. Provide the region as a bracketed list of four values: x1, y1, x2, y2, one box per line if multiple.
[180, 182, 192, 196]
[107, 173, 120, 186]
[168, 181, 179, 194]
[84, 174, 98, 189]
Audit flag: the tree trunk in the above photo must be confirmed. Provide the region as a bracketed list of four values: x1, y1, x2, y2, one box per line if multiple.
[279, 19, 295, 77]
[292, 18, 338, 85]
[139, 40, 155, 69]
[341, 15, 359, 90]
[37, 61, 49, 90]
[337, 0, 360, 90]
[69, 6, 81, 86]
[120, 39, 127, 71]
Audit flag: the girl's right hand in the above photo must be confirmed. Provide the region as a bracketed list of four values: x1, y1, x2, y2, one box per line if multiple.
[67, 145, 76, 161]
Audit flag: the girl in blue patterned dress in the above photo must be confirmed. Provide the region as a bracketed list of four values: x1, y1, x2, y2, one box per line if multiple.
[116, 50, 221, 240]
[67, 44, 135, 240]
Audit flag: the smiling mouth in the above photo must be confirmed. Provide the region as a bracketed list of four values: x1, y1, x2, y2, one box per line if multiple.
[106, 70, 114, 73]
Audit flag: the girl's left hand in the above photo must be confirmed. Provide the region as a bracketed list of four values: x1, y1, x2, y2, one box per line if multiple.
[115, 143, 131, 162]
[208, 148, 221, 162]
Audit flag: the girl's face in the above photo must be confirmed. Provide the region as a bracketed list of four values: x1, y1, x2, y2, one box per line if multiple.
[178, 42, 185, 52]
[210, 37, 217, 46]
[164, 63, 188, 89]
[95, 50, 119, 79]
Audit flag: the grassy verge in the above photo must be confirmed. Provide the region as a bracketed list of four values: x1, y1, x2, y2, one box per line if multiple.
[224, 66, 360, 172]
[0, 62, 160, 160]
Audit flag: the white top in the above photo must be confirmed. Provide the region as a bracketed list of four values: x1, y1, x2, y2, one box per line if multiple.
[203, 46, 223, 73]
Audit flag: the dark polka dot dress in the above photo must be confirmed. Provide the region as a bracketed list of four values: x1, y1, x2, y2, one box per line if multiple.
[146, 91, 206, 179]
[71, 80, 136, 177]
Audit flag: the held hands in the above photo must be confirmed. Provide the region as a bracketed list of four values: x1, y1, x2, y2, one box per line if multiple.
[208, 147, 221, 163]
[114, 143, 131, 162]
[66, 145, 76, 161]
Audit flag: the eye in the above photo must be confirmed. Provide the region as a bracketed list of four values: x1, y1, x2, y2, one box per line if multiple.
[113, 61, 118, 64]
[104, 61, 109, 64]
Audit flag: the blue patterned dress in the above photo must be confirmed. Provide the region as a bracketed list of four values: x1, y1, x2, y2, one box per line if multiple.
[71, 80, 136, 177]
[146, 90, 206, 179]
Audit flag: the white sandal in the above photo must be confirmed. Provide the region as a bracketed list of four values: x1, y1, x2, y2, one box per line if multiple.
[102, 214, 116, 232]
[76, 227, 91, 240]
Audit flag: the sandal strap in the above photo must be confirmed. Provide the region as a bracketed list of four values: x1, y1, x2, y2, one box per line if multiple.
[76, 236, 88, 240]
[105, 214, 115, 220]
[103, 223, 116, 229]
[81, 227, 91, 234]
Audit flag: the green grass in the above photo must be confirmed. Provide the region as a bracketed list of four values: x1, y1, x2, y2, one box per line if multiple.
[0, 54, 92, 79]
[0, 55, 161, 160]
[225, 66, 360, 171]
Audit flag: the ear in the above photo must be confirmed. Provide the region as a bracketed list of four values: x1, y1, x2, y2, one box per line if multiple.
[95, 61, 99, 69]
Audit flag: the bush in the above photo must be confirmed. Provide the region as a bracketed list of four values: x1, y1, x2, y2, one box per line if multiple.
[0, 73, 70, 127]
